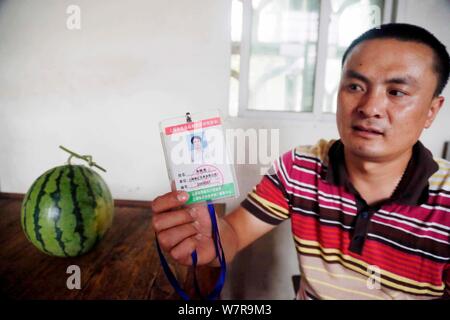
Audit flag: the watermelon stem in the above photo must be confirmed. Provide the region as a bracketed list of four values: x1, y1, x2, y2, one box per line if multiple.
[59, 145, 107, 173]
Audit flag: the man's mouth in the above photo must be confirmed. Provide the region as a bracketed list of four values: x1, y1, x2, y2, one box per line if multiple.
[352, 125, 384, 136]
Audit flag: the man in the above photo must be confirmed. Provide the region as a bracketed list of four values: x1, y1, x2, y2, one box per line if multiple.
[151, 23, 450, 299]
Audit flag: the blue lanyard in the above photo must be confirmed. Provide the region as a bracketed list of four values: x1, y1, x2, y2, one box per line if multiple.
[155, 200, 227, 300]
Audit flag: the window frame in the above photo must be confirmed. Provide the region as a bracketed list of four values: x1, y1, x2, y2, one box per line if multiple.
[235, 0, 395, 121]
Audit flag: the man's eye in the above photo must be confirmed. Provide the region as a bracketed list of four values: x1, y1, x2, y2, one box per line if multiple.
[348, 84, 362, 92]
[389, 90, 406, 97]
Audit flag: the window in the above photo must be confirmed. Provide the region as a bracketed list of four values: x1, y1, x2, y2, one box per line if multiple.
[229, 0, 394, 118]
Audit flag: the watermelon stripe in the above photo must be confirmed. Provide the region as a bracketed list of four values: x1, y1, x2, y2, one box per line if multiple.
[79, 166, 97, 210]
[24, 172, 50, 245]
[75, 166, 97, 250]
[83, 168, 103, 200]
[21, 176, 41, 241]
[79, 166, 100, 246]
[50, 168, 68, 256]
[32, 168, 57, 254]
[38, 167, 65, 256]
[68, 166, 87, 255]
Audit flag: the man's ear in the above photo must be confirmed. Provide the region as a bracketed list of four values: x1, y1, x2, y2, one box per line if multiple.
[424, 96, 444, 129]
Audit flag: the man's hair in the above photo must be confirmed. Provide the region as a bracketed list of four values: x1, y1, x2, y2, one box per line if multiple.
[342, 23, 450, 96]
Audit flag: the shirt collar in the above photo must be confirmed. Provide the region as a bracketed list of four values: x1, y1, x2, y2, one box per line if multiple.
[325, 139, 439, 206]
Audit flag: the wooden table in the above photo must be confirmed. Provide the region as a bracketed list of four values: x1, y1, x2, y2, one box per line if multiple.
[0, 195, 221, 299]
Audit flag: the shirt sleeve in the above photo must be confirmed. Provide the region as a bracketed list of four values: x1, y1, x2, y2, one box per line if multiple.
[240, 150, 293, 225]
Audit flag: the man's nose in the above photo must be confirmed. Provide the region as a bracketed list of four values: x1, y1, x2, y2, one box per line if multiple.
[356, 90, 386, 119]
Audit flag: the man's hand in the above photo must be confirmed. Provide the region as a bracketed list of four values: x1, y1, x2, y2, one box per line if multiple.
[151, 191, 217, 266]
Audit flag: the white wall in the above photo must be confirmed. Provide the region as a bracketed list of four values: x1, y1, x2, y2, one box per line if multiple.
[0, 0, 231, 201]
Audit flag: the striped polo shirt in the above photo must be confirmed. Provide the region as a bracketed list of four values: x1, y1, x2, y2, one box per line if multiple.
[241, 139, 450, 300]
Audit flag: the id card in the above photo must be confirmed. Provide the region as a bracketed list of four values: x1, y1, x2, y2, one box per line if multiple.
[159, 110, 239, 205]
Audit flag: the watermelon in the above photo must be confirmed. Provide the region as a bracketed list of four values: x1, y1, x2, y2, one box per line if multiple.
[21, 165, 114, 257]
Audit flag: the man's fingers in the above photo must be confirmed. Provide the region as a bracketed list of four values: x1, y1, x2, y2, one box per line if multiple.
[151, 190, 189, 213]
[152, 209, 194, 232]
[157, 222, 199, 252]
[169, 237, 198, 262]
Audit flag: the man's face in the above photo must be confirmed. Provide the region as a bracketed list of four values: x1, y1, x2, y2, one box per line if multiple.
[336, 39, 444, 162]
